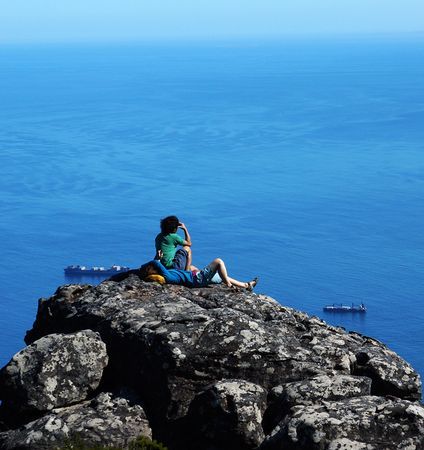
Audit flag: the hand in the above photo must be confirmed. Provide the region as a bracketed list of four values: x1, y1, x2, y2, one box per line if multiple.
[178, 222, 186, 229]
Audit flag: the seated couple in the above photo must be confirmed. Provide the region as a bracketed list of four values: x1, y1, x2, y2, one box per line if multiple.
[146, 215, 258, 290]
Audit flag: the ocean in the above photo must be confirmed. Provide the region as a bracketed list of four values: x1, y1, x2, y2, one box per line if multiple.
[0, 37, 423, 380]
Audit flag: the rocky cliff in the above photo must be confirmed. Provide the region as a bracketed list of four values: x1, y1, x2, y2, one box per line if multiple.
[0, 273, 423, 449]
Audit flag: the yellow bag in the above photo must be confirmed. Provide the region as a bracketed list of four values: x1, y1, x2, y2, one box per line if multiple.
[144, 274, 166, 285]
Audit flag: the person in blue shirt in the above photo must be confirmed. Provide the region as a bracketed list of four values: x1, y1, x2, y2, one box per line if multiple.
[140, 258, 258, 290]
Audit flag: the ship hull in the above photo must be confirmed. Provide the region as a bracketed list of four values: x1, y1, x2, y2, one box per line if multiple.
[64, 266, 130, 276]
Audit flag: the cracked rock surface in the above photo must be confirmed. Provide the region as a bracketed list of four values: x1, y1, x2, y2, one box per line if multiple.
[0, 392, 151, 450]
[0, 274, 422, 449]
[260, 396, 424, 450]
[185, 379, 267, 450]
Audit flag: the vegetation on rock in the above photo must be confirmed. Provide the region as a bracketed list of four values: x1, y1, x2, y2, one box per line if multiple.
[59, 435, 167, 450]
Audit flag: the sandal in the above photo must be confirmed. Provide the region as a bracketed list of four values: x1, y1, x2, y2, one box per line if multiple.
[246, 277, 258, 291]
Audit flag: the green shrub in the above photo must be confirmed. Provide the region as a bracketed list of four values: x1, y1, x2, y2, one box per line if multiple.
[129, 435, 168, 450]
[58, 434, 167, 450]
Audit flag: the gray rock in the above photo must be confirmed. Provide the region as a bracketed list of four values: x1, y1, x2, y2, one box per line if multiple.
[0, 392, 151, 450]
[0, 330, 108, 416]
[263, 375, 372, 434]
[260, 396, 424, 450]
[185, 379, 267, 450]
[275, 374, 372, 405]
[0, 277, 419, 449]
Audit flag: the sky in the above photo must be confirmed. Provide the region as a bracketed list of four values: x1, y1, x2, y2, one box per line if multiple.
[0, 0, 423, 43]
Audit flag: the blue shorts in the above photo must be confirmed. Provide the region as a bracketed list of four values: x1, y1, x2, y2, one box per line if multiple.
[171, 248, 188, 270]
[194, 264, 222, 287]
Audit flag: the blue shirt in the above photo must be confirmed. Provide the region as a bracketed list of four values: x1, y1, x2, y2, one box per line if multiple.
[144, 260, 195, 287]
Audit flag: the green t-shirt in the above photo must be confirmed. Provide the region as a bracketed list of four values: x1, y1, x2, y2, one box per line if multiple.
[155, 233, 185, 268]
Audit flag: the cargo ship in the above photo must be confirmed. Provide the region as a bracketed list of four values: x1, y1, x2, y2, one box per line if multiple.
[323, 303, 366, 313]
[64, 265, 131, 276]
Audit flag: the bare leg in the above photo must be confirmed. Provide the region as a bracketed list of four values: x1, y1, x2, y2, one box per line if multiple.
[226, 276, 249, 288]
[226, 276, 258, 290]
[183, 246, 192, 271]
[184, 247, 199, 270]
[209, 258, 258, 289]
[207, 258, 231, 287]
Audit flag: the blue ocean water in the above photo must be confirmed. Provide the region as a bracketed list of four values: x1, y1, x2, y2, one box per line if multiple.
[0, 37, 423, 379]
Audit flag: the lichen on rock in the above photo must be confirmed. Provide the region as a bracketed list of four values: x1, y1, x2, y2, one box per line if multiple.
[0, 275, 422, 450]
[0, 392, 151, 450]
[0, 330, 108, 418]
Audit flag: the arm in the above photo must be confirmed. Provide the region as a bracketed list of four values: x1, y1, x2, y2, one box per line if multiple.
[154, 235, 162, 260]
[149, 260, 186, 285]
[178, 222, 192, 246]
[150, 260, 171, 278]
[154, 249, 163, 260]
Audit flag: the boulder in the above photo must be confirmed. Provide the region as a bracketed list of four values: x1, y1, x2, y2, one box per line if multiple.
[260, 396, 424, 450]
[263, 375, 372, 434]
[0, 392, 151, 450]
[185, 379, 267, 450]
[0, 330, 108, 418]
[272, 374, 372, 405]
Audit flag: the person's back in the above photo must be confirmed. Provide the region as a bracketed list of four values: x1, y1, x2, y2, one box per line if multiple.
[155, 232, 185, 267]
[155, 215, 192, 270]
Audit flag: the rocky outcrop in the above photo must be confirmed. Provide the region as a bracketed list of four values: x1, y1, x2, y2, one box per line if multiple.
[0, 274, 422, 449]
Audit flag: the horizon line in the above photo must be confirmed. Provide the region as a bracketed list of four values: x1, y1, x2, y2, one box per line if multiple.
[1, 30, 424, 46]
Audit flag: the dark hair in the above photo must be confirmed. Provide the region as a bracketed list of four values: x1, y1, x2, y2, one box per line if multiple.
[139, 262, 158, 279]
[160, 215, 179, 234]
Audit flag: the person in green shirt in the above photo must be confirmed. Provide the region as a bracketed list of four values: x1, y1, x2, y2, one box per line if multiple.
[155, 215, 193, 270]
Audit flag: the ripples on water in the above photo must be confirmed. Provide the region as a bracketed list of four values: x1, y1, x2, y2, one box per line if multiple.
[0, 38, 423, 378]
